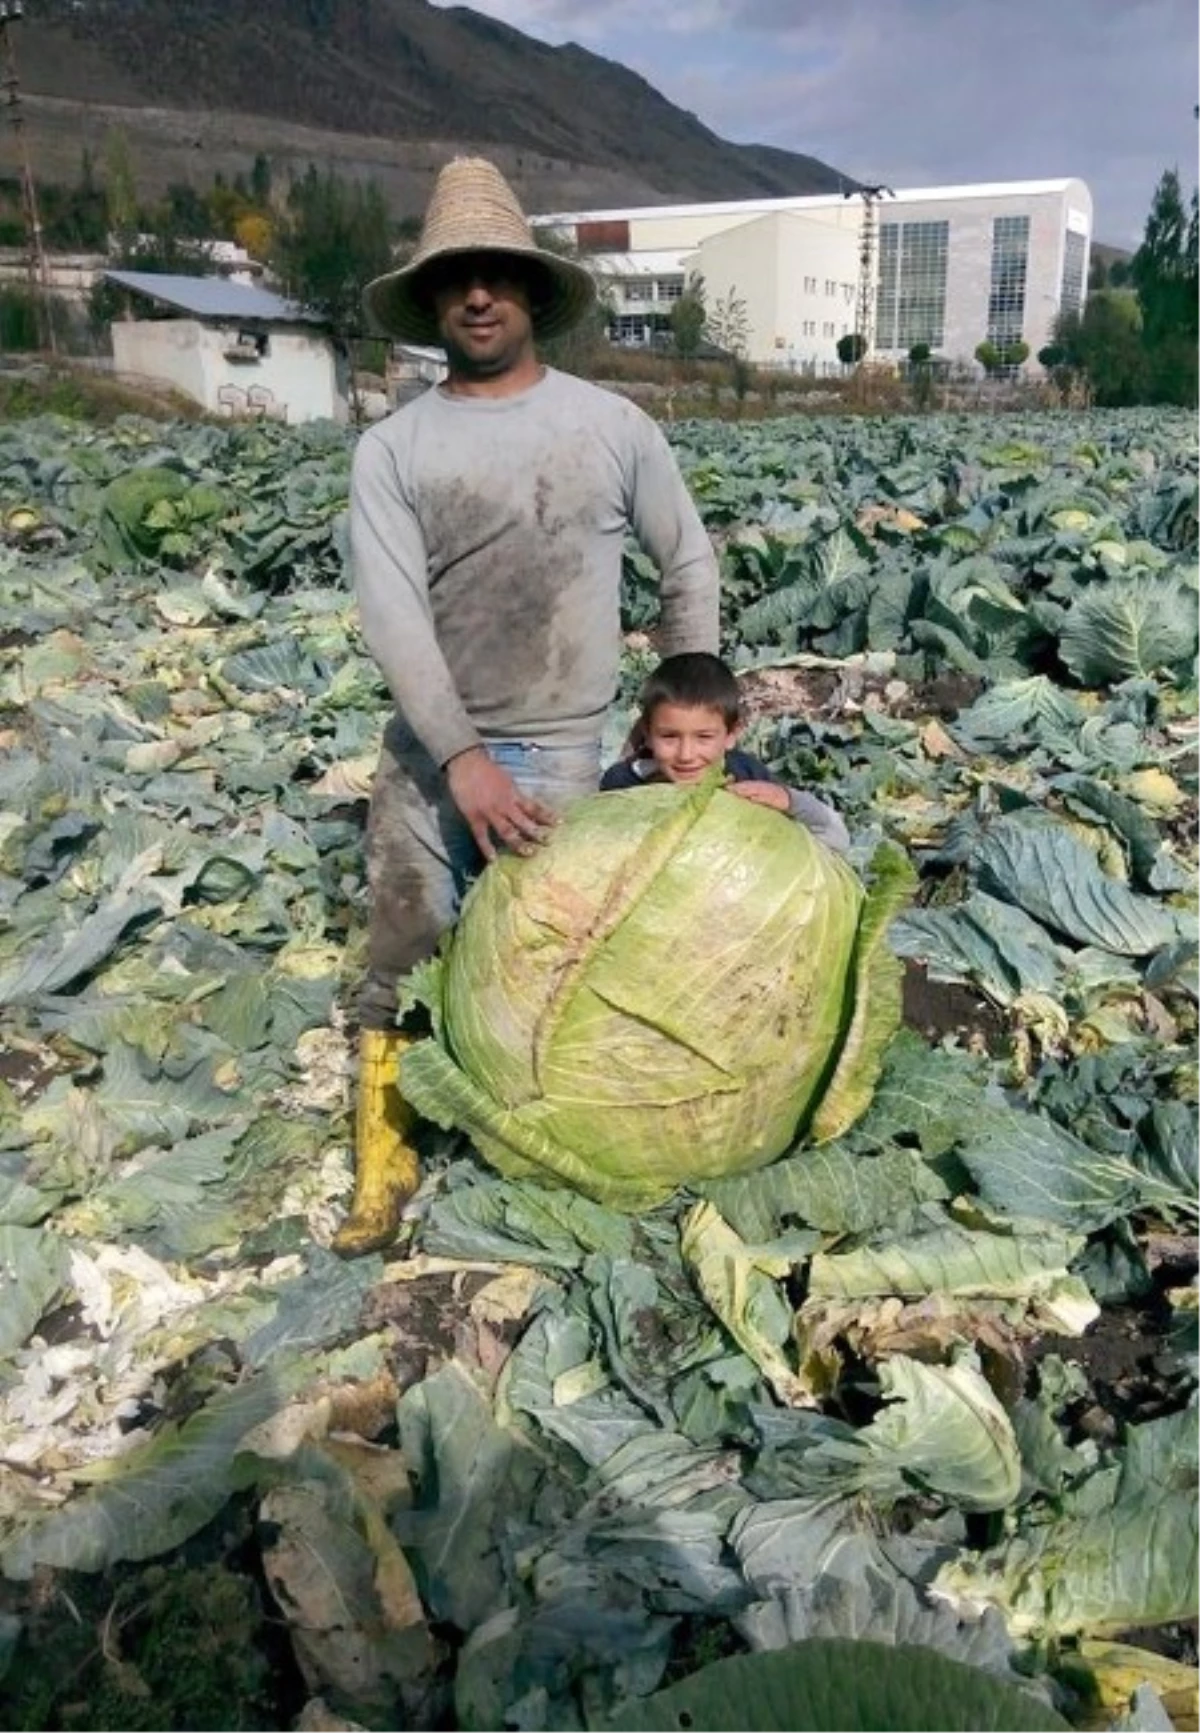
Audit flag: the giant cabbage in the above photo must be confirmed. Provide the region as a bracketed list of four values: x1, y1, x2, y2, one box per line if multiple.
[402, 773, 916, 1209]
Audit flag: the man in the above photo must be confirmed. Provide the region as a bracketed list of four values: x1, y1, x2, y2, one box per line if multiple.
[336, 155, 720, 1256]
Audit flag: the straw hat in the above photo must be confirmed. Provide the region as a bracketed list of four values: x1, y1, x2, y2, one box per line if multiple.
[363, 156, 597, 345]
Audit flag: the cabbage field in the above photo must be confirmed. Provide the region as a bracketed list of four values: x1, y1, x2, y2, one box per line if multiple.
[0, 406, 1196, 1731]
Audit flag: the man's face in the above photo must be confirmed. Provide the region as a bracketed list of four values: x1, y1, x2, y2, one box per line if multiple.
[428, 253, 538, 377]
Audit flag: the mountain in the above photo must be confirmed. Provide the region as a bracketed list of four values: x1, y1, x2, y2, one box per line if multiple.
[13, 0, 856, 216]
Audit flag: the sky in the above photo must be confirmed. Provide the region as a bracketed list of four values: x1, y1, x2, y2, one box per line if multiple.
[433, 0, 1198, 246]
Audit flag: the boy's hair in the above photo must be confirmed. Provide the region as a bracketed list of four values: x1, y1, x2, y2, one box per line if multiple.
[639, 652, 740, 729]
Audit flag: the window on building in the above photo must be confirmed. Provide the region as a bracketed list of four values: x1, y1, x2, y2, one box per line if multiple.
[1060, 228, 1087, 318]
[613, 314, 653, 344]
[875, 220, 950, 352]
[823, 321, 835, 337]
[624, 279, 654, 304]
[987, 214, 1031, 345]
[228, 328, 269, 359]
[843, 283, 855, 302]
[824, 279, 836, 296]
[803, 275, 817, 294]
[655, 277, 684, 301]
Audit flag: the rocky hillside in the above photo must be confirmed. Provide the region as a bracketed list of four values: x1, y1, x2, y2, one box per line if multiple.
[15, 0, 855, 214]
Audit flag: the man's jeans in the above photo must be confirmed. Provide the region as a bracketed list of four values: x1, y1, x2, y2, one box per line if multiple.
[358, 715, 601, 1030]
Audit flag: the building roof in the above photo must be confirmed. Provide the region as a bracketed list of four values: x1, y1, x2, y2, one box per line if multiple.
[536, 178, 1086, 227]
[592, 249, 692, 277]
[103, 271, 325, 324]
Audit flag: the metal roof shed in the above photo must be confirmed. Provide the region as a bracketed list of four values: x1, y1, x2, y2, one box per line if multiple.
[103, 271, 325, 325]
[103, 271, 345, 424]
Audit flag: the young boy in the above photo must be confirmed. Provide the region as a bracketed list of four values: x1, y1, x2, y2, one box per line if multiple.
[600, 652, 850, 854]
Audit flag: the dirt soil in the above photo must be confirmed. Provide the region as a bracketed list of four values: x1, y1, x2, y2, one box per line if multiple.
[738, 666, 842, 722]
[901, 960, 1009, 1053]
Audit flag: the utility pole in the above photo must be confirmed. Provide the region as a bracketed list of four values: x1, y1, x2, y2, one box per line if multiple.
[844, 183, 894, 361]
[0, 0, 55, 354]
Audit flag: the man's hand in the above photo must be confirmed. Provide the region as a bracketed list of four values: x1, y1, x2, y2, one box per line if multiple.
[446, 747, 556, 861]
[730, 780, 791, 813]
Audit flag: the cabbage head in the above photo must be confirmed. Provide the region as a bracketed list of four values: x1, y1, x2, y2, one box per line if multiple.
[402, 773, 916, 1210]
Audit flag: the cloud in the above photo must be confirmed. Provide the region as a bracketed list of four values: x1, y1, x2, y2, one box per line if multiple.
[438, 0, 1198, 243]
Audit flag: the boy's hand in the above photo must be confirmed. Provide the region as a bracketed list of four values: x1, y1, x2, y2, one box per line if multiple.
[730, 780, 791, 813]
[446, 747, 556, 861]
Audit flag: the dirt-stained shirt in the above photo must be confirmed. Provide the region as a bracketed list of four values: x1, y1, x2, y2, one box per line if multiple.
[349, 366, 720, 767]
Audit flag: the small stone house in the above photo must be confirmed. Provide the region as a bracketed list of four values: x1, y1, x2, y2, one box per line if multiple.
[104, 271, 347, 424]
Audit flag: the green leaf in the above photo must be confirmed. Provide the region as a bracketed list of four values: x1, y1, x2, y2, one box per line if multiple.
[758, 1354, 1021, 1513]
[1060, 776, 1186, 892]
[0, 1612, 19, 1684]
[891, 891, 1067, 1006]
[421, 1173, 635, 1270]
[680, 1202, 810, 1406]
[809, 842, 917, 1142]
[809, 1218, 1084, 1302]
[953, 676, 1085, 749]
[699, 1141, 947, 1242]
[972, 814, 1181, 956]
[933, 1487, 1198, 1639]
[89, 1040, 240, 1156]
[59, 1125, 245, 1249]
[0, 888, 164, 1006]
[1121, 1407, 1198, 1496]
[957, 1103, 1197, 1232]
[242, 1249, 383, 1369]
[851, 1031, 987, 1156]
[0, 1224, 71, 1356]
[600, 1639, 1068, 1731]
[1059, 577, 1198, 685]
[220, 639, 327, 694]
[0, 1376, 282, 1577]
[395, 1361, 540, 1633]
[735, 1501, 1025, 1681]
[502, 1301, 659, 1468]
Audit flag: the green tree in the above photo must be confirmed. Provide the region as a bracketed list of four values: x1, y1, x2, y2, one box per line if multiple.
[907, 341, 935, 409]
[270, 167, 396, 407]
[669, 271, 706, 359]
[705, 285, 749, 357]
[250, 153, 273, 208]
[163, 182, 210, 240]
[1108, 257, 1132, 288]
[1179, 191, 1200, 336]
[836, 332, 866, 365]
[1057, 291, 1147, 406]
[103, 127, 139, 250]
[1132, 170, 1193, 344]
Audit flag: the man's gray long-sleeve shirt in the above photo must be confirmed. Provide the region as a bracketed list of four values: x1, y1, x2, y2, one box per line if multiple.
[350, 367, 720, 766]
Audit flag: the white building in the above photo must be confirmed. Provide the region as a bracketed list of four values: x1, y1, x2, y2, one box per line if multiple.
[104, 272, 346, 423]
[537, 178, 1093, 373]
[386, 342, 449, 407]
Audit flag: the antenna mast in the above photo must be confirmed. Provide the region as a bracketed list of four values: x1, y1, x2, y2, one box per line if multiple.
[844, 182, 894, 360]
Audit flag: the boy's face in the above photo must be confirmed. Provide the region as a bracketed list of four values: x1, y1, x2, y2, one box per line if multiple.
[645, 701, 738, 785]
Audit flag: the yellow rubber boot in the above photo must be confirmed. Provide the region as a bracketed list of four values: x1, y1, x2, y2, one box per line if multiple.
[333, 1030, 420, 1258]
